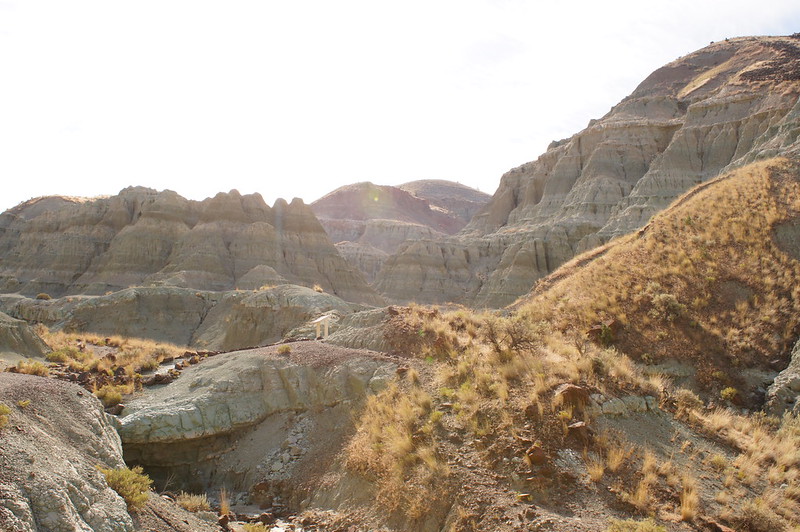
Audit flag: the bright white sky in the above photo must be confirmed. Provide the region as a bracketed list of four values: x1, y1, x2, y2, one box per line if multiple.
[1, 1, 799, 213]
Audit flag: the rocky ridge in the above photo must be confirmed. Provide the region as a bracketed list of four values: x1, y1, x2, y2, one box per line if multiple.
[377, 35, 800, 307]
[0, 187, 382, 306]
[0, 284, 359, 351]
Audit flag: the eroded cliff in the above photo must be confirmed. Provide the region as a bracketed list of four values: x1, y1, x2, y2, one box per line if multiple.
[377, 35, 800, 307]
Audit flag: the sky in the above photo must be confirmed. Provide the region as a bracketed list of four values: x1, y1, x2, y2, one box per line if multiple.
[1, 1, 799, 213]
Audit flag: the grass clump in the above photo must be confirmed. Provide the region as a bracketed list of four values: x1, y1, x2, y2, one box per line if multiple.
[94, 383, 135, 408]
[277, 344, 292, 355]
[176, 492, 210, 512]
[14, 359, 49, 377]
[0, 403, 10, 430]
[35, 292, 51, 300]
[98, 465, 151, 512]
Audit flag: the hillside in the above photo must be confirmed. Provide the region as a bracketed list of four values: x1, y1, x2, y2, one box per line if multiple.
[376, 35, 800, 307]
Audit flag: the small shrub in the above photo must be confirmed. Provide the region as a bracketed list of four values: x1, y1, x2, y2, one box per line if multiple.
[605, 517, 666, 532]
[176, 492, 210, 512]
[0, 403, 10, 430]
[35, 293, 51, 300]
[94, 383, 134, 408]
[720, 387, 738, 402]
[17, 399, 30, 408]
[277, 344, 292, 355]
[99, 465, 151, 512]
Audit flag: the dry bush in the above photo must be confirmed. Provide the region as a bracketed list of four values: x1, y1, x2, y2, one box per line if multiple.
[98, 466, 151, 512]
[176, 492, 210, 512]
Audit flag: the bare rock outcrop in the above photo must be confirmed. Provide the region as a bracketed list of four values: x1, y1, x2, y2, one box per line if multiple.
[0, 373, 134, 531]
[0, 312, 49, 366]
[118, 344, 396, 491]
[190, 284, 355, 351]
[377, 36, 800, 307]
[766, 338, 800, 416]
[0, 188, 383, 306]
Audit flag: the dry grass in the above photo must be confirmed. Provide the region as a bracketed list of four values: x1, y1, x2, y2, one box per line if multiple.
[517, 158, 800, 386]
[38, 327, 185, 375]
[679, 475, 699, 521]
[345, 158, 800, 527]
[13, 359, 49, 377]
[94, 383, 135, 408]
[0, 403, 10, 430]
[219, 487, 230, 516]
[175, 492, 210, 512]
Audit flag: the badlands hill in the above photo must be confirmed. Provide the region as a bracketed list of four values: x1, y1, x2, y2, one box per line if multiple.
[376, 35, 800, 306]
[310, 180, 489, 282]
[0, 187, 382, 306]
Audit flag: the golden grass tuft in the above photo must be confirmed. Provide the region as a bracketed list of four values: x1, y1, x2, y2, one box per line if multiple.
[0, 403, 10, 430]
[175, 492, 210, 512]
[14, 359, 49, 377]
[679, 475, 699, 521]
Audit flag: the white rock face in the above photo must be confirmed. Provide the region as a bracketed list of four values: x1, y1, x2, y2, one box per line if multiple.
[0, 374, 134, 532]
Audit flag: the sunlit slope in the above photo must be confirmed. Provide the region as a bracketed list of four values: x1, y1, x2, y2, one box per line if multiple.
[518, 157, 800, 387]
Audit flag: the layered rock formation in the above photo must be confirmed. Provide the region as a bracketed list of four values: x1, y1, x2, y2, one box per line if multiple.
[377, 35, 800, 307]
[1, 285, 360, 350]
[311, 181, 489, 281]
[119, 344, 396, 490]
[0, 312, 49, 366]
[0, 188, 382, 306]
